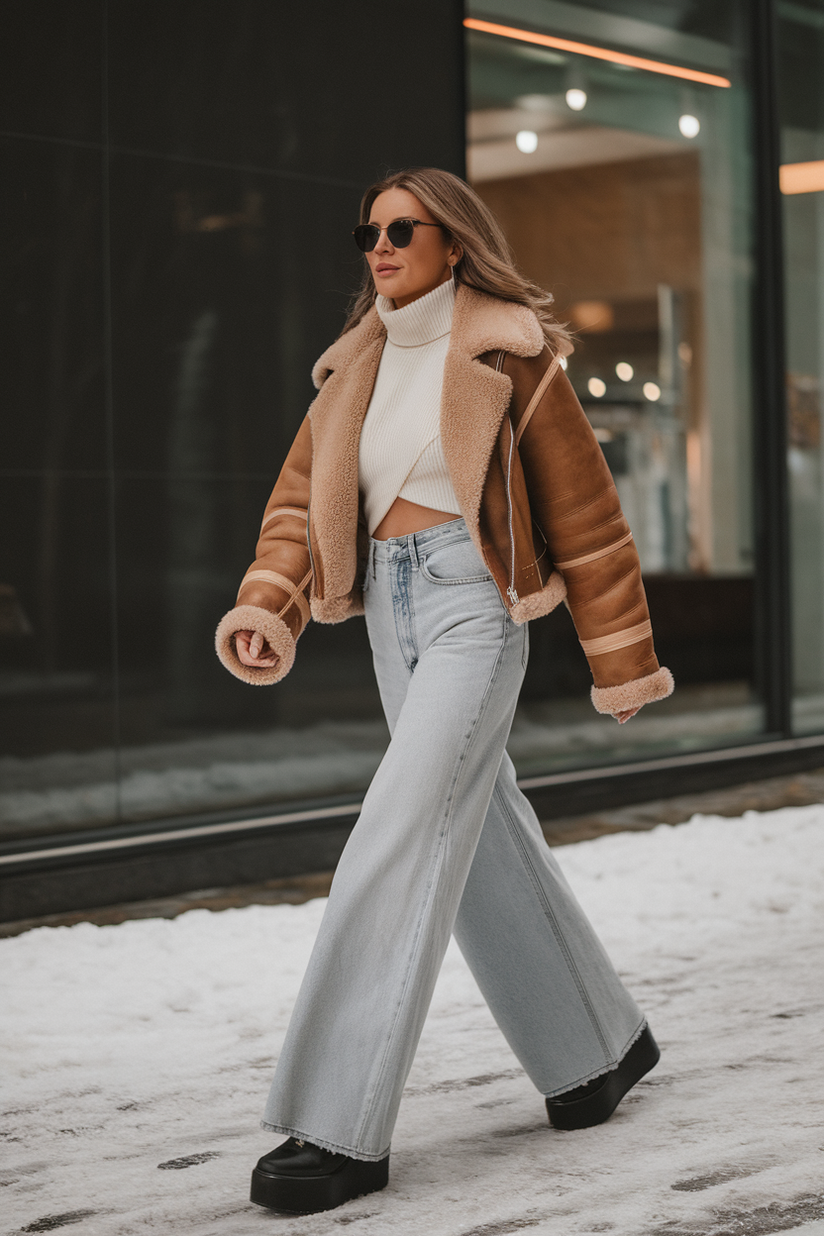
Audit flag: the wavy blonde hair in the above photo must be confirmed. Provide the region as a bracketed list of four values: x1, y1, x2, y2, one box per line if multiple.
[342, 167, 570, 353]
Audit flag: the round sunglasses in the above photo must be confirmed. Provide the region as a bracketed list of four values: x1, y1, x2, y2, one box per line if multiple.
[352, 218, 444, 253]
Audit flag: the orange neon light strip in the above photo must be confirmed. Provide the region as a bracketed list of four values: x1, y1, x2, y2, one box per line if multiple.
[464, 17, 732, 88]
[780, 160, 824, 194]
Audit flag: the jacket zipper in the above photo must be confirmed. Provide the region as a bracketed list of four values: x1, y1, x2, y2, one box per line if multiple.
[306, 495, 317, 589]
[494, 349, 519, 609]
[505, 414, 518, 607]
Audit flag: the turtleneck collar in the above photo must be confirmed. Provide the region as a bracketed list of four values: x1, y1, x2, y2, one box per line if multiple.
[376, 276, 455, 348]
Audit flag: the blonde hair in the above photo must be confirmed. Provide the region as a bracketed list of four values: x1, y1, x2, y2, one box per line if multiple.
[342, 167, 570, 353]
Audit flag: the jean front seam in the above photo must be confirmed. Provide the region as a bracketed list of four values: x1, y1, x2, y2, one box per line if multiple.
[355, 601, 512, 1150]
[492, 780, 612, 1062]
[391, 556, 418, 673]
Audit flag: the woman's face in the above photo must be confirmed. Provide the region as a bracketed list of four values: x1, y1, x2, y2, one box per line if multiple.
[365, 188, 461, 309]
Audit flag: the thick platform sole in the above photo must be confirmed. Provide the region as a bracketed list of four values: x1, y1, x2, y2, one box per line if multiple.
[546, 1025, 660, 1131]
[250, 1152, 389, 1214]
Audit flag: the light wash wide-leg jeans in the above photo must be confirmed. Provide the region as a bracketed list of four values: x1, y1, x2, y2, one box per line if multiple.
[262, 518, 647, 1160]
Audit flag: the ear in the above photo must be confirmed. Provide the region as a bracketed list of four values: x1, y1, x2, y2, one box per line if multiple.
[448, 241, 464, 267]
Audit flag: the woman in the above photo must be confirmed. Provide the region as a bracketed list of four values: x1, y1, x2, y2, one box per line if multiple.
[216, 167, 673, 1216]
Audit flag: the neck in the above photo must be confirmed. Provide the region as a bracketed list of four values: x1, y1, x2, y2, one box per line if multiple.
[393, 269, 453, 310]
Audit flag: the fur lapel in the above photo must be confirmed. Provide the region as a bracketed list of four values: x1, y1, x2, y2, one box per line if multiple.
[307, 284, 545, 599]
[442, 285, 544, 541]
[307, 312, 384, 601]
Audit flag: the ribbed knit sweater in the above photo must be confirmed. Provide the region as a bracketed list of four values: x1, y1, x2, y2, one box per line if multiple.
[359, 277, 461, 535]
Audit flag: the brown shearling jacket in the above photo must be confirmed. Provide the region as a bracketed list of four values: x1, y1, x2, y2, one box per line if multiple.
[216, 284, 673, 716]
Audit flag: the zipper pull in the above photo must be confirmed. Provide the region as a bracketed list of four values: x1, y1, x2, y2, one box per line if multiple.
[507, 585, 519, 606]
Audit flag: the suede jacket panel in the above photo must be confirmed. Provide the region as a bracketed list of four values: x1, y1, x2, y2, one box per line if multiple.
[215, 284, 673, 716]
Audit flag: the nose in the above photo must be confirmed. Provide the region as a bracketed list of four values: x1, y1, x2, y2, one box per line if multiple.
[374, 226, 394, 254]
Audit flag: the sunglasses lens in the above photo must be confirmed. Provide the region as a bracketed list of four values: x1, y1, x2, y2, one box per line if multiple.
[353, 225, 379, 252]
[387, 220, 415, 248]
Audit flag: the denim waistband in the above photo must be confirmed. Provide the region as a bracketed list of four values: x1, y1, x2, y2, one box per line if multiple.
[368, 517, 469, 569]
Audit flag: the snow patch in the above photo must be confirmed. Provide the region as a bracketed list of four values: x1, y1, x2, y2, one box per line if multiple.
[2, 805, 823, 1234]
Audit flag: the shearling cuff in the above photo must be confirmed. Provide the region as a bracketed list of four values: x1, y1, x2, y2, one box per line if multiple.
[215, 604, 296, 686]
[311, 591, 365, 624]
[509, 570, 567, 624]
[591, 666, 674, 716]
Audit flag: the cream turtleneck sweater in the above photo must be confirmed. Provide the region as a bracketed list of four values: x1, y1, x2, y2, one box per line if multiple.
[358, 277, 462, 535]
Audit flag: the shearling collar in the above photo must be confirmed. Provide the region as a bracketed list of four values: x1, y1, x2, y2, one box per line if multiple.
[311, 283, 545, 389]
[305, 283, 548, 609]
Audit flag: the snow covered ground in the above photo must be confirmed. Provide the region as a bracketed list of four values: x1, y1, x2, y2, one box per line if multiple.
[2, 804, 824, 1236]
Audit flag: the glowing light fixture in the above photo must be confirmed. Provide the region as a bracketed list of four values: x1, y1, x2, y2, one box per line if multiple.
[565, 88, 587, 111]
[515, 129, 539, 153]
[643, 381, 662, 401]
[615, 362, 634, 382]
[679, 114, 700, 138]
[570, 300, 614, 332]
[780, 160, 824, 194]
[464, 18, 732, 88]
[588, 377, 607, 398]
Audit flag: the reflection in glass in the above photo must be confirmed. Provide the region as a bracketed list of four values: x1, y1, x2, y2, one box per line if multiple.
[779, 0, 824, 734]
[466, 0, 763, 770]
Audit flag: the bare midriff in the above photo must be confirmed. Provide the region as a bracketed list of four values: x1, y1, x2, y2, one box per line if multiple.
[372, 496, 458, 541]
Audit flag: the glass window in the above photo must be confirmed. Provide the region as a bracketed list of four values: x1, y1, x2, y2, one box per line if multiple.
[778, 0, 824, 734]
[466, 0, 765, 773]
[1, 1, 469, 850]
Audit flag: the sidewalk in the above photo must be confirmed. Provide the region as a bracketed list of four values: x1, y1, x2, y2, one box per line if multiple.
[2, 803, 823, 1236]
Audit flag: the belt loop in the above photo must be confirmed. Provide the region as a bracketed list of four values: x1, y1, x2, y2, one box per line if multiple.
[370, 540, 377, 580]
[408, 531, 419, 570]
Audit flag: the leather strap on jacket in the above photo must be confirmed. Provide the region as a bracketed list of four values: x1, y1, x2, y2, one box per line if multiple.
[579, 619, 652, 657]
[261, 506, 308, 531]
[515, 353, 562, 445]
[555, 530, 634, 570]
[239, 569, 311, 624]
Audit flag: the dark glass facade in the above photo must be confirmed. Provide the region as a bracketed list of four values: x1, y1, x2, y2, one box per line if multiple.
[1, 0, 464, 848]
[2, 0, 823, 916]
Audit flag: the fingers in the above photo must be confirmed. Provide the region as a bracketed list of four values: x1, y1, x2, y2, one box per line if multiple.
[235, 630, 279, 669]
[615, 707, 641, 724]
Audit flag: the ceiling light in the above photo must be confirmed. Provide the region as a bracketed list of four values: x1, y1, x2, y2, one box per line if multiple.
[464, 18, 732, 89]
[643, 382, 661, 401]
[780, 160, 824, 194]
[570, 300, 614, 332]
[515, 129, 538, 153]
[615, 362, 634, 381]
[588, 377, 607, 398]
[679, 114, 700, 138]
[565, 88, 587, 111]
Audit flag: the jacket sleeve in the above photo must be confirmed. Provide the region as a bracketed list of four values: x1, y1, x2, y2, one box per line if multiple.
[515, 354, 674, 716]
[215, 414, 313, 685]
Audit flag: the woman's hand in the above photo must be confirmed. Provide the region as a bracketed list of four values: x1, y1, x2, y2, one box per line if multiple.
[614, 707, 640, 725]
[235, 629, 279, 669]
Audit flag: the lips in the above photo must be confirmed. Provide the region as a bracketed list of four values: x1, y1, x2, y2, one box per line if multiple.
[375, 264, 400, 273]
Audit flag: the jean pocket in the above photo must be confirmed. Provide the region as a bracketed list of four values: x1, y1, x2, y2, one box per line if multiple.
[419, 539, 494, 585]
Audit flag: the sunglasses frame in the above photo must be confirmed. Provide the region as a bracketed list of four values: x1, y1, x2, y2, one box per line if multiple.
[352, 218, 445, 253]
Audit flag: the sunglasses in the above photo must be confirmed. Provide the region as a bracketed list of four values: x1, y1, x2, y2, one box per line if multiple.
[352, 218, 444, 253]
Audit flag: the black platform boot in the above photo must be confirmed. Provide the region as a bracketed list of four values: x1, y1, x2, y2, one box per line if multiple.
[546, 1025, 660, 1131]
[250, 1136, 389, 1214]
